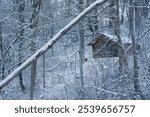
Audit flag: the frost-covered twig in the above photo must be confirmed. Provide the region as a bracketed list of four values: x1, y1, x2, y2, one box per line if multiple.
[47, 49, 79, 72]
[127, 5, 150, 9]
[93, 39, 111, 56]
[91, 86, 127, 96]
[137, 28, 150, 41]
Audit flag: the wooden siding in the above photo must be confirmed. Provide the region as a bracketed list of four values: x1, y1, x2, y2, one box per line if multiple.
[88, 34, 140, 58]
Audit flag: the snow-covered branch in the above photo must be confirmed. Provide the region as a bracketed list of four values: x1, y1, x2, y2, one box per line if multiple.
[47, 49, 79, 72]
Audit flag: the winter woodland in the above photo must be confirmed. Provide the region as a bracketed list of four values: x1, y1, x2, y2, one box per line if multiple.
[0, 0, 150, 100]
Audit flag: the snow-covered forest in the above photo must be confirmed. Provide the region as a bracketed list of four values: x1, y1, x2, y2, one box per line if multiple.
[0, 0, 150, 100]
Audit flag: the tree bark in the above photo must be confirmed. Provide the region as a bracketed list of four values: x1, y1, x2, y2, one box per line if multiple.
[109, 0, 116, 29]
[120, 0, 126, 24]
[129, 0, 144, 99]
[134, 0, 141, 29]
[77, 0, 85, 99]
[0, 0, 5, 80]
[42, 54, 46, 88]
[16, 0, 25, 91]
[143, 0, 149, 18]
[0, 22, 5, 80]
[30, 0, 42, 99]
[115, 0, 128, 75]
[87, 0, 99, 37]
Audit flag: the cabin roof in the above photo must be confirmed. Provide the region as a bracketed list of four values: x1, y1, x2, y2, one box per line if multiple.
[88, 33, 131, 46]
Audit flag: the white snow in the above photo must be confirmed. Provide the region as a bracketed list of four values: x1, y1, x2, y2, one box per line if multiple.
[102, 32, 132, 43]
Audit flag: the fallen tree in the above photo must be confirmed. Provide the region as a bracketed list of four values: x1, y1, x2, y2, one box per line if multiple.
[0, 0, 108, 89]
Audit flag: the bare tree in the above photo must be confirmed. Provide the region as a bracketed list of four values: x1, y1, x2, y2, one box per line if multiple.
[114, 0, 128, 75]
[0, 0, 5, 80]
[0, 22, 5, 80]
[16, 0, 26, 91]
[30, 0, 42, 100]
[85, 0, 99, 37]
[129, 0, 144, 99]
[134, 0, 142, 30]
[143, 0, 149, 18]
[77, 0, 85, 99]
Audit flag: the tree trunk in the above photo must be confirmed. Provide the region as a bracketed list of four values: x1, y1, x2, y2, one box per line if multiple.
[129, 0, 144, 99]
[109, 0, 116, 29]
[0, 22, 5, 80]
[30, 60, 37, 100]
[143, 0, 149, 18]
[0, 0, 5, 80]
[42, 54, 46, 88]
[120, 0, 126, 24]
[16, 0, 25, 91]
[30, 0, 42, 100]
[65, 0, 71, 17]
[115, 0, 128, 75]
[83, 0, 88, 8]
[87, 0, 99, 36]
[77, 0, 85, 99]
[78, 27, 84, 86]
[134, 0, 142, 30]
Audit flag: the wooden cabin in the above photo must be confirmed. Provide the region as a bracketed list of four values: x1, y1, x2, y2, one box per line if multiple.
[87, 33, 140, 58]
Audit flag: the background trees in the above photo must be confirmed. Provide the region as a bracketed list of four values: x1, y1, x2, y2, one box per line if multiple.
[0, 0, 150, 100]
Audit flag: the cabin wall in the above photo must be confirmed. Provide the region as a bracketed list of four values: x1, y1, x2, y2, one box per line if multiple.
[92, 42, 118, 58]
[89, 35, 141, 58]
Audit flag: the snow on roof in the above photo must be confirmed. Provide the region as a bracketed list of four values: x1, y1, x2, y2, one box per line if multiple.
[88, 32, 132, 46]
[102, 32, 132, 44]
